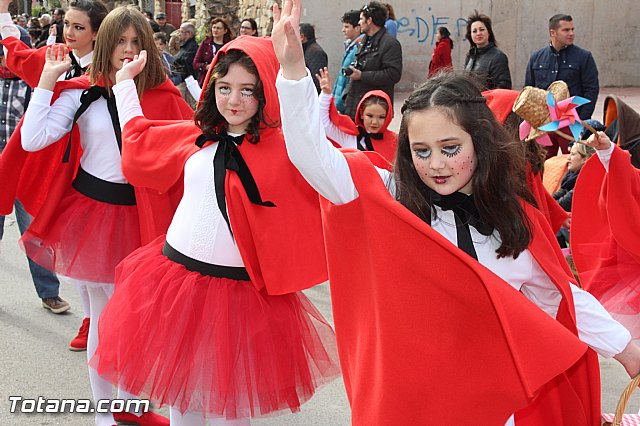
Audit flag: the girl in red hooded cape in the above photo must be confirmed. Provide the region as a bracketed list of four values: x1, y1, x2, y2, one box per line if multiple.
[90, 35, 340, 424]
[0, 0, 109, 353]
[272, 1, 640, 424]
[314, 66, 397, 164]
[0, 7, 193, 426]
[572, 96, 640, 340]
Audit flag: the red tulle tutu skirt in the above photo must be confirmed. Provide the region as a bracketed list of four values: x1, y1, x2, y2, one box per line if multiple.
[91, 236, 340, 419]
[20, 186, 141, 283]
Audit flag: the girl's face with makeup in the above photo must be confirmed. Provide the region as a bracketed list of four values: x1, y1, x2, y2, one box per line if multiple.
[214, 62, 259, 134]
[408, 108, 476, 195]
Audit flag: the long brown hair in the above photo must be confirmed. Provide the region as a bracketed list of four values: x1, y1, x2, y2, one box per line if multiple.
[395, 72, 535, 258]
[194, 49, 276, 143]
[89, 6, 165, 96]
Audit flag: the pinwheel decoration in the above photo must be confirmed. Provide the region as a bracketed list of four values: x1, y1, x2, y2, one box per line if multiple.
[537, 93, 591, 141]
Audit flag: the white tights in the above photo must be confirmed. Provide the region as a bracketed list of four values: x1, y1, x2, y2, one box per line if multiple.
[73, 279, 91, 317]
[169, 407, 250, 426]
[73, 280, 143, 426]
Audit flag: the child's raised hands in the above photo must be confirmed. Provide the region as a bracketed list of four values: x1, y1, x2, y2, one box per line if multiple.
[315, 67, 332, 95]
[584, 131, 612, 151]
[116, 50, 148, 84]
[272, 0, 306, 80]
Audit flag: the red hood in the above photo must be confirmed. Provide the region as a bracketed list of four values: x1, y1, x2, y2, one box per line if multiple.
[198, 36, 281, 130]
[483, 89, 519, 125]
[353, 90, 394, 131]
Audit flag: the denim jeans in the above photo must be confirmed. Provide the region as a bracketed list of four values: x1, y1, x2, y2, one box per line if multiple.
[0, 199, 60, 299]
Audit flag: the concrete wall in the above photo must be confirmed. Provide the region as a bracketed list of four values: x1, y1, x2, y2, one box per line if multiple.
[298, 0, 640, 91]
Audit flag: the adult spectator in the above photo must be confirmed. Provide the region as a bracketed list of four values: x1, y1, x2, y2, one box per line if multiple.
[525, 14, 599, 120]
[35, 13, 52, 47]
[173, 22, 199, 104]
[51, 8, 64, 42]
[383, 3, 397, 38]
[239, 18, 258, 36]
[193, 17, 231, 87]
[343, 1, 402, 120]
[144, 10, 160, 32]
[155, 12, 175, 39]
[153, 31, 177, 80]
[16, 15, 26, 28]
[464, 11, 511, 90]
[0, 26, 66, 314]
[300, 22, 327, 93]
[332, 9, 364, 113]
[428, 26, 453, 78]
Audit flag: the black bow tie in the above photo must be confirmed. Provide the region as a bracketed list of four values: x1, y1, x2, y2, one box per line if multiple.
[63, 86, 120, 163]
[429, 190, 494, 260]
[65, 53, 88, 80]
[357, 126, 383, 151]
[195, 131, 275, 235]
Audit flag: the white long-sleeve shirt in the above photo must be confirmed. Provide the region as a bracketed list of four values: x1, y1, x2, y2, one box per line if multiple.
[318, 91, 358, 149]
[276, 71, 632, 359]
[113, 79, 243, 267]
[21, 87, 127, 184]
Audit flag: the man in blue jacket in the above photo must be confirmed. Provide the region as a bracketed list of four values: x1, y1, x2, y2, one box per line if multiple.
[525, 14, 599, 120]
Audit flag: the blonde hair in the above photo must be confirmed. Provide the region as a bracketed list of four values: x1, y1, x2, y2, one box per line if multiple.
[574, 143, 596, 159]
[90, 6, 166, 97]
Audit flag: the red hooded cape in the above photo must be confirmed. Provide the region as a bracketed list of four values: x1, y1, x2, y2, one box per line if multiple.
[322, 150, 600, 425]
[572, 147, 640, 321]
[1, 36, 61, 88]
[328, 90, 397, 164]
[0, 74, 194, 244]
[484, 88, 569, 233]
[118, 36, 328, 295]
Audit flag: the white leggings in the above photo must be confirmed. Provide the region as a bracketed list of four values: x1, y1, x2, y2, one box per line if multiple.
[69, 279, 143, 426]
[169, 407, 250, 426]
[73, 280, 90, 317]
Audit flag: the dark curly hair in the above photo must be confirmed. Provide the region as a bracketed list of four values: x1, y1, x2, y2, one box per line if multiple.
[394, 72, 535, 258]
[465, 10, 497, 48]
[194, 49, 277, 143]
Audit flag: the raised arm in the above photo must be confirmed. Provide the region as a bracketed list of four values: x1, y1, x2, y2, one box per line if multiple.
[272, 0, 390, 205]
[20, 45, 77, 152]
[316, 67, 358, 149]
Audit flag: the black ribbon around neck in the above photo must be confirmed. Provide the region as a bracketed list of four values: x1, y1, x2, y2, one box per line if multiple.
[65, 54, 88, 80]
[195, 131, 276, 235]
[356, 126, 383, 152]
[429, 190, 493, 260]
[63, 86, 121, 163]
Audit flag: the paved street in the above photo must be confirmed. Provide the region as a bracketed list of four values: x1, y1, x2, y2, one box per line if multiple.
[1, 87, 640, 425]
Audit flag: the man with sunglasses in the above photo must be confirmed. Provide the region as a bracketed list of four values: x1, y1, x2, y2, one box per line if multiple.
[343, 1, 402, 120]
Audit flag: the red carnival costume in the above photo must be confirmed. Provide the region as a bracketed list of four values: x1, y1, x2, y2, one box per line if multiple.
[322, 150, 600, 425]
[91, 36, 340, 419]
[572, 96, 640, 338]
[0, 70, 193, 281]
[328, 89, 397, 164]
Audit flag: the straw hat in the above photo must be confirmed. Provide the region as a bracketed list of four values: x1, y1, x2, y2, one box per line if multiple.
[512, 81, 571, 140]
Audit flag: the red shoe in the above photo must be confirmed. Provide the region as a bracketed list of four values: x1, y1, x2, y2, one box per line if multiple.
[113, 411, 169, 426]
[68, 317, 90, 351]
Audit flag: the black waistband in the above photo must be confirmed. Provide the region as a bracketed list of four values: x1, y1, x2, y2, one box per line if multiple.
[72, 167, 136, 205]
[162, 241, 250, 281]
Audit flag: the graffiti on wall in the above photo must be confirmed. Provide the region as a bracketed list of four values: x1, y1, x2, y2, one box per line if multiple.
[397, 7, 467, 45]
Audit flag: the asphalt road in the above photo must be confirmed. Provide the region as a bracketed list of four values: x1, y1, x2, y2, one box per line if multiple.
[1, 209, 639, 425]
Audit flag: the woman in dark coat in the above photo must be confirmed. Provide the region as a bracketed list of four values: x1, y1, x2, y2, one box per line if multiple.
[464, 11, 511, 90]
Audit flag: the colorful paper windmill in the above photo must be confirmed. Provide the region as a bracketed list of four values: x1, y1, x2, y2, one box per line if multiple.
[538, 93, 591, 141]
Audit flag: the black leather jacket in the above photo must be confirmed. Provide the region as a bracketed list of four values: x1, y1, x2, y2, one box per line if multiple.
[464, 43, 512, 90]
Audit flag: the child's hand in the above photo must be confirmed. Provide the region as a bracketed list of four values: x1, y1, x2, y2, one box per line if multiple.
[315, 67, 332, 95]
[585, 131, 612, 151]
[116, 50, 147, 83]
[42, 44, 71, 78]
[614, 341, 640, 378]
[272, 0, 306, 80]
